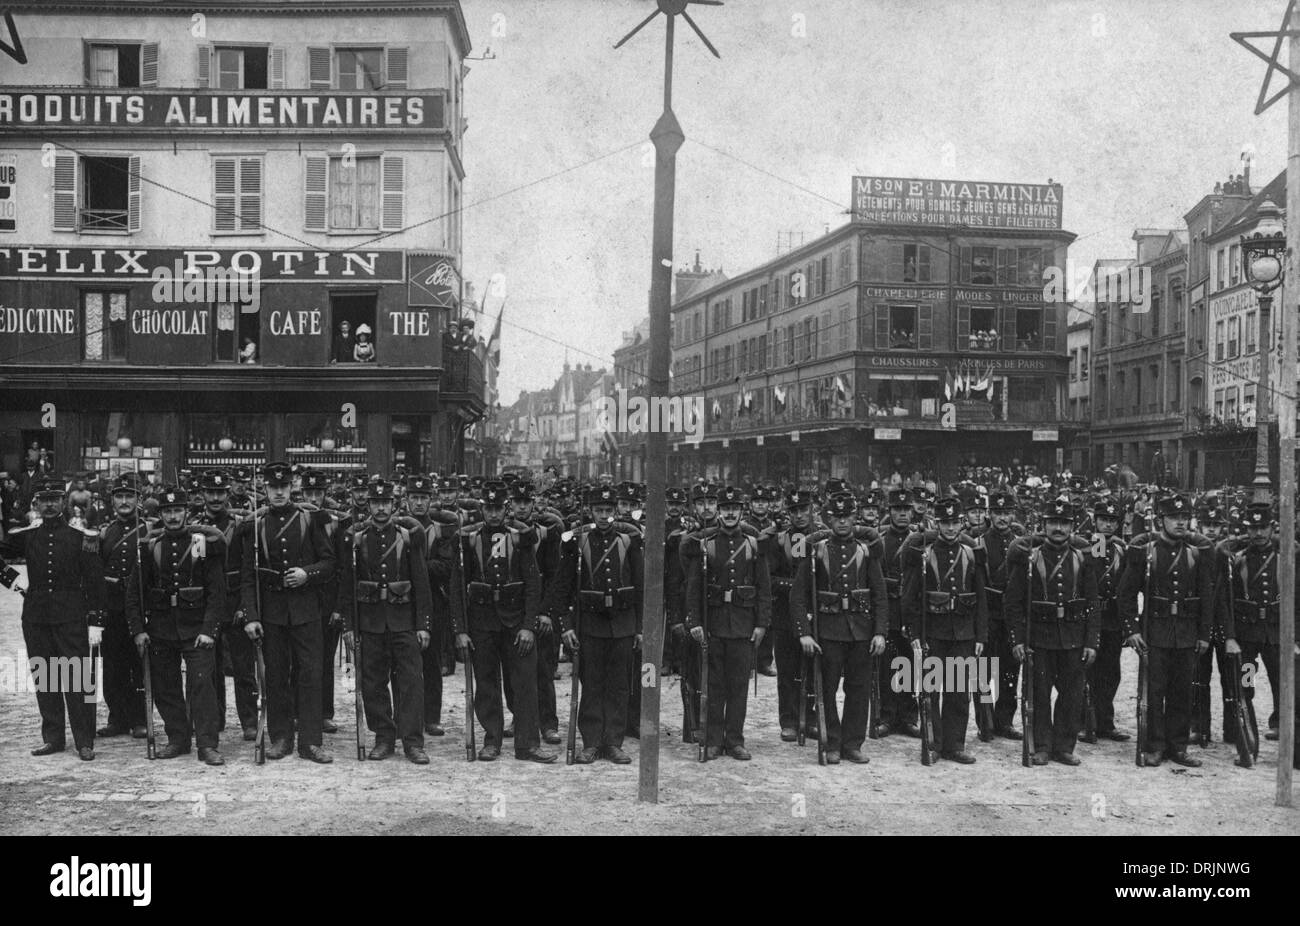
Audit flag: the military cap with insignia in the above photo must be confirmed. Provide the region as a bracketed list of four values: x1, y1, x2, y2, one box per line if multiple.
[471, 476, 486, 489]
[861, 488, 884, 509]
[1094, 498, 1121, 519]
[303, 470, 329, 490]
[933, 496, 962, 521]
[34, 477, 67, 497]
[347, 473, 369, 491]
[666, 487, 687, 503]
[1043, 496, 1072, 520]
[438, 476, 457, 491]
[824, 493, 856, 518]
[157, 485, 187, 508]
[510, 482, 533, 502]
[367, 480, 396, 500]
[1201, 507, 1226, 525]
[717, 485, 744, 506]
[750, 485, 768, 502]
[405, 474, 433, 494]
[1243, 502, 1272, 527]
[887, 488, 911, 509]
[989, 491, 1016, 514]
[961, 491, 986, 511]
[482, 484, 510, 506]
[824, 477, 846, 496]
[689, 483, 712, 501]
[617, 482, 638, 501]
[1157, 493, 1191, 517]
[230, 466, 251, 482]
[501, 472, 519, 485]
[110, 473, 139, 495]
[201, 469, 231, 491]
[588, 485, 617, 506]
[262, 461, 293, 485]
[785, 488, 816, 508]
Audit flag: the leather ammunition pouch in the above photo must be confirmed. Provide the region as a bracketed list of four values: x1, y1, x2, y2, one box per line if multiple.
[925, 591, 976, 613]
[1031, 599, 1088, 622]
[357, 580, 413, 605]
[1148, 595, 1199, 620]
[469, 581, 524, 609]
[148, 586, 205, 610]
[258, 567, 285, 591]
[885, 576, 902, 600]
[579, 586, 637, 611]
[817, 588, 873, 614]
[1235, 599, 1279, 623]
[707, 584, 756, 607]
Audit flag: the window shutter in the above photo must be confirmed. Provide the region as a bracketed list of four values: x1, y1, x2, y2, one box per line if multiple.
[127, 155, 142, 232]
[239, 157, 262, 231]
[141, 42, 159, 87]
[269, 47, 286, 89]
[957, 304, 970, 339]
[997, 248, 1013, 285]
[1043, 307, 1058, 352]
[999, 305, 1017, 347]
[918, 304, 933, 350]
[83, 41, 91, 85]
[875, 303, 890, 350]
[838, 306, 849, 351]
[960, 246, 971, 283]
[919, 246, 931, 282]
[385, 47, 408, 89]
[213, 157, 237, 232]
[819, 309, 831, 356]
[52, 153, 79, 231]
[308, 47, 332, 89]
[197, 44, 211, 88]
[304, 155, 328, 231]
[889, 246, 904, 282]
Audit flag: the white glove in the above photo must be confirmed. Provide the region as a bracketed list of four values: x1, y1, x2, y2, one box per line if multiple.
[88, 626, 104, 647]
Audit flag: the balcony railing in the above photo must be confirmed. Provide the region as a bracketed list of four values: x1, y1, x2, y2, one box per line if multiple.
[81, 208, 128, 231]
[963, 333, 1003, 352]
[443, 350, 483, 396]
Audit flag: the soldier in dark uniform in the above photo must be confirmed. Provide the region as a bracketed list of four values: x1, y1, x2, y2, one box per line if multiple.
[1219, 502, 1300, 766]
[790, 492, 888, 763]
[746, 486, 779, 678]
[513, 483, 565, 745]
[972, 491, 1025, 739]
[0, 477, 107, 760]
[1118, 493, 1214, 768]
[195, 469, 259, 741]
[405, 474, 460, 737]
[683, 485, 771, 760]
[1089, 498, 1131, 741]
[1004, 497, 1099, 765]
[764, 487, 819, 742]
[239, 462, 336, 763]
[665, 487, 698, 734]
[338, 480, 434, 764]
[877, 488, 919, 737]
[299, 469, 343, 735]
[95, 474, 150, 738]
[857, 488, 883, 530]
[900, 496, 988, 763]
[451, 485, 553, 762]
[555, 485, 644, 763]
[126, 487, 227, 764]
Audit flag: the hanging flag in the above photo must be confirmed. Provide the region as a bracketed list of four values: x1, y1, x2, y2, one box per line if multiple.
[712, 398, 722, 421]
[944, 368, 954, 401]
[774, 384, 787, 411]
[835, 374, 848, 403]
[486, 302, 503, 367]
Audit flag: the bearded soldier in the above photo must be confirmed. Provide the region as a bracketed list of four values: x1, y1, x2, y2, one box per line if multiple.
[95, 474, 151, 739]
[0, 477, 107, 760]
[126, 487, 227, 764]
[790, 492, 888, 763]
[1118, 493, 1214, 768]
[1004, 497, 1100, 766]
[683, 485, 771, 760]
[1089, 498, 1131, 741]
[972, 491, 1025, 739]
[900, 496, 987, 764]
[239, 462, 336, 763]
[338, 480, 434, 764]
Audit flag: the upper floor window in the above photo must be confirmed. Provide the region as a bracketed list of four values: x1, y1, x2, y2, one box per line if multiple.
[85, 42, 158, 88]
[52, 153, 141, 234]
[83, 291, 128, 361]
[309, 46, 409, 91]
[212, 156, 263, 233]
[303, 153, 404, 233]
[901, 244, 931, 282]
[890, 305, 918, 349]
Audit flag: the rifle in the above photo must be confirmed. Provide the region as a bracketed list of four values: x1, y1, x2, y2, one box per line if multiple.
[1022, 546, 1035, 767]
[868, 653, 881, 739]
[1225, 651, 1254, 768]
[1081, 676, 1097, 743]
[566, 530, 582, 765]
[1189, 658, 1206, 746]
[135, 494, 156, 760]
[350, 538, 365, 761]
[698, 536, 710, 762]
[810, 542, 826, 766]
[456, 530, 476, 761]
[254, 639, 267, 764]
[917, 542, 936, 766]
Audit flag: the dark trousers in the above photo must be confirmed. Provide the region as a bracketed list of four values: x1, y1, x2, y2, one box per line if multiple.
[880, 629, 917, 727]
[756, 620, 774, 670]
[321, 613, 341, 721]
[23, 620, 95, 750]
[538, 628, 560, 734]
[578, 634, 634, 748]
[677, 629, 701, 735]
[361, 629, 424, 748]
[150, 637, 219, 749]
[928, 638, 975, 753]
[705, 635, 752, 749]
[215, 624, 258, 731]
[1031, 646, 1085, 755]
[421, 629, 444, 726]
[774, 619, 811, 731]
[819, 638, 872, 752]
[101, 608, 145, 729]
[265, 621, 323, 748]
[470, 628, 540, 752]
[1146, 645, 1195, 756]
[1090, 628, 1123, 734]
[1239, 640, 1299, 739]
[988, 619, 1021, 730]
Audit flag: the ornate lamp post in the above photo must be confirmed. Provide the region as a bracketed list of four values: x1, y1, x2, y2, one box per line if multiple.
[1240, 198, 1286, 505]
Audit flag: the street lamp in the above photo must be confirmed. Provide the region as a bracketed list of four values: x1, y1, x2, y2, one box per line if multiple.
[1240, 198, 1286, 505]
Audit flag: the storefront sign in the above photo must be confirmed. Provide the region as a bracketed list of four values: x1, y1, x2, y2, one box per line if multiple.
[862, 284, 947, 301]
[0, 153, 15, 233]
[407, 253, 460, 308]
[0, 247, 404, 281]
[0, 91, 441, 130]
[1032, 429, 1059, 442]
[874, 428, 902, 440]
[867, 354, 1060, 373]
[952, 288, 1043, 304]
[852, 176, 1063, 229]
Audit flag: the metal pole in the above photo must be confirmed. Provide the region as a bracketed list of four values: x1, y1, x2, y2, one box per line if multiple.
[638, 14, 683, 804]
[1253, 293, 1273, 504]
[1277, 2, 1298, 806]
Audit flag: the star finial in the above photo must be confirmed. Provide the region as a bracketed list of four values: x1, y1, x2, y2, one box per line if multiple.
[614, 0, 723, 58]
[1230, 0, 1300, 115]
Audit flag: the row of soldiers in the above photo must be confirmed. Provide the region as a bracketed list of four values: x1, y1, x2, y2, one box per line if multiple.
[1, 468, 1295, 771]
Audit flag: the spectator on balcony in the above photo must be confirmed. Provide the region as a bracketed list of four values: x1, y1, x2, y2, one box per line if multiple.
[240, 338, 258, 364]
[331, 319, 355, 363]
[353, 324, 376, 363]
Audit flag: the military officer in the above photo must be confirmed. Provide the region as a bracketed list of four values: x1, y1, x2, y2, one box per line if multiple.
[1089, 498, 1131, 741]
[790, 492, 889, 763]
[555, 485, 644, 763]
[0, 477, 107, 760]
[900, 496, 988, 764]
[239, 462, 336, 763]
[450, 485, 553, 762]
[973, 491, 1025, 739]
[877, 488, 919, 737]
[1004, 497, 1099, 765]
[337, 480, 434, 764]
[126, 487, 227, 764]
[95, 473, 150, 739]
[1117, 493, 1214, 768]
[683, 485, 772, 760]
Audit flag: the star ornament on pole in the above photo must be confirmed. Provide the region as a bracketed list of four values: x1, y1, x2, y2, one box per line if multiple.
[1230, 0, 1300, 115]
[614, 0, 722, 58]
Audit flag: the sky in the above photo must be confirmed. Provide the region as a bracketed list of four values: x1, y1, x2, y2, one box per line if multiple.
[458, 0, 1292, 403]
